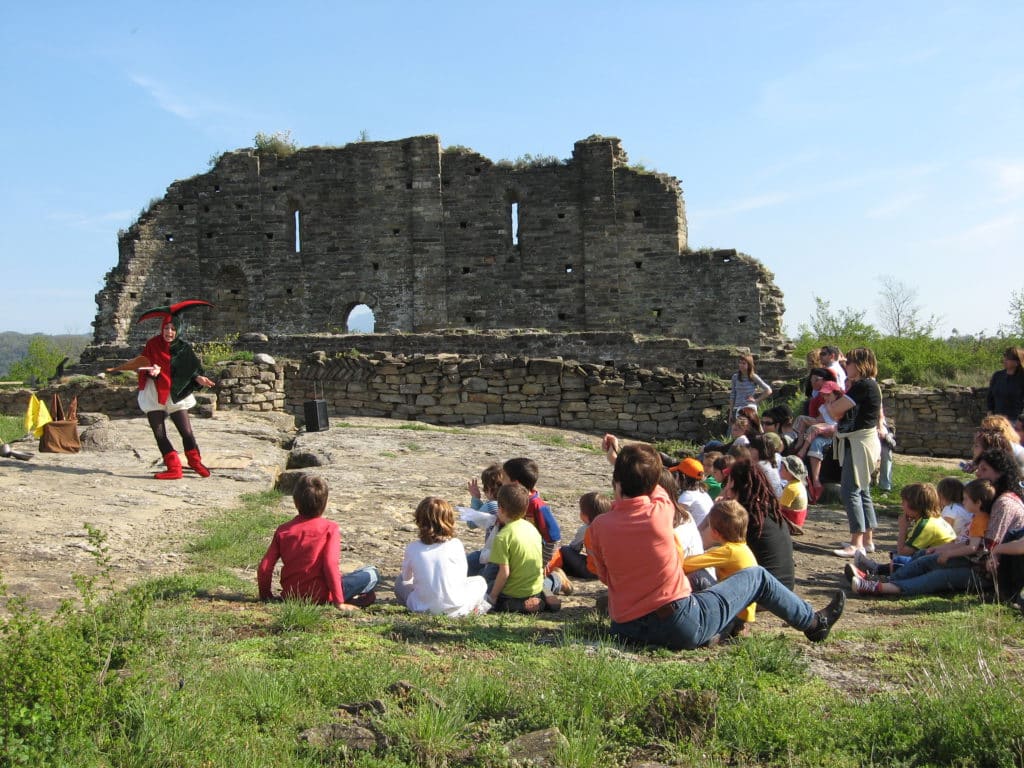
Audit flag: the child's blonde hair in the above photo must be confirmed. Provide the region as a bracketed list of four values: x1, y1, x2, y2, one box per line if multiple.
[481, 463, 507, 497]
[708, 499, 749, 542]
[497, 484, 530, 520]
[578, 491, 611, 523]
[979, 414, 1020, 445]
[901, 483, 941, 519]
[415, 497, 456, 544]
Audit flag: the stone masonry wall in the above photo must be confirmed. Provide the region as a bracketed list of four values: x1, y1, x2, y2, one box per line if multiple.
[0, 364, 986, 459]
[87, 134, 786, 355]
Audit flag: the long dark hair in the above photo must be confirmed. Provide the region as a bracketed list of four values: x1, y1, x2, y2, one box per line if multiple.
[726, 459, 785, 530]
[976, 449, 1024, 501]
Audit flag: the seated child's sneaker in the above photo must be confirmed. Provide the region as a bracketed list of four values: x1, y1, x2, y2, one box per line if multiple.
[550, 567, 573, 596]
[804, 590, 845, 642]
[843, 562, 867, 584]
[853, 549, 879, 575]
[348, 591, 377, 608]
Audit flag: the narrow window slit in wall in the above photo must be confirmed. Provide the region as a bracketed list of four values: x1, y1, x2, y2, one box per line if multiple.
[372, 262, 380, 271]
[565, 265, 574, 274]
[294, 211, 301, 253]
[511, 202, 519, 246]
[165, 234, 174, 242]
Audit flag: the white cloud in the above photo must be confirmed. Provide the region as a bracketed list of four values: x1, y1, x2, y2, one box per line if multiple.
[46, 210, 135, 229]
[129, 74, 198, 120]
[865, 192, 924, 220]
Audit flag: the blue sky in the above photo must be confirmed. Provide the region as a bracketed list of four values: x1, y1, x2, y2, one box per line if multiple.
[1, 1, 1021, 338]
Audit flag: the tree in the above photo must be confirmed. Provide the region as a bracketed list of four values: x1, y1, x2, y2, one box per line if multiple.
[876, 275, 938, 338]
[1002, 288, 1024, 337]
[8, 337, 73, 385]
[797, 296, 878, 341]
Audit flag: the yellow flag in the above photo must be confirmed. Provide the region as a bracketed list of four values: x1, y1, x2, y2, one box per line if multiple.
[24, 394, 53, 438]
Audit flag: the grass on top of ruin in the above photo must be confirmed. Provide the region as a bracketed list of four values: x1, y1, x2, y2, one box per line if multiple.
[3, 491, 1024, 767]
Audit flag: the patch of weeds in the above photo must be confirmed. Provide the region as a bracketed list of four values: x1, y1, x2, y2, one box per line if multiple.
[380, 451, 398, 458]
[196, 333, 253, 366]
[271, 598, 328, 633]
[401, 441, 425, 453]
[654, 438, 704, 459]
[527, 432, 602, 453]
[0, 413, 24, 442]
[189, 491, 287, 569]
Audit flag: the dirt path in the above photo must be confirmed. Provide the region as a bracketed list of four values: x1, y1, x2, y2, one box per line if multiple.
[0, 411, 963, 633]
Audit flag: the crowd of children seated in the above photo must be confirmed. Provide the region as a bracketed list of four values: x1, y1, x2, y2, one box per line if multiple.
[255, 345, 1024, 650]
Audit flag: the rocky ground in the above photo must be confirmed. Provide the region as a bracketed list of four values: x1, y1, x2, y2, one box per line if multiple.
[0, 410, 962, 634]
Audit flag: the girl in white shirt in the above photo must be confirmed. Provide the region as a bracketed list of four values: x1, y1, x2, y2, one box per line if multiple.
[395, 497, 490, 616]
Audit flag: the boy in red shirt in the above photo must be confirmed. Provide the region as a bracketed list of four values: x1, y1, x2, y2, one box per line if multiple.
[257, 474, 379, 610]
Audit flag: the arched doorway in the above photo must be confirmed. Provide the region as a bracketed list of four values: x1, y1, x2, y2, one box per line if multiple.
[346, 303, 375, 333]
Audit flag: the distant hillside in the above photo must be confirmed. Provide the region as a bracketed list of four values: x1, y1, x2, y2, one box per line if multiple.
[0, 332, 91, 378]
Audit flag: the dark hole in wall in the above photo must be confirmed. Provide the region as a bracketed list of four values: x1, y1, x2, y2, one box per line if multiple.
[165, 292, 172, 298]
[462, 267, 472, 275]
[178, 204, 184, 211]
[634, 209, 642, 218]
[266, 233, 274, 240]
[406, 182, 413, 190]
[557, 213, 566, 219]
[286, 288, 293, 295]
[165, 234, 174, 242]
[392, 228, 400, 235]
[464, 316, 472, 323]
[474, 167, 481, 174]
[558, 312, 568, 320]
[696, 359, 704, 369]
[204, 205, 210, 212]
[604, 360, 615, 367]
[213, 185, 220, 192]
[272, 185, 278, 191]
[372, 262, 380, 271]
[459, 221, 468, 229]
[565, 265, 574, 274]
[737, 315, 747, 324]
[206, 232, 213, 238]
[129, 292, 137, 299]
[652, 308, 662, 318]
[507, 255, 516, 263]
[635, 261, 643, 269]
[231, 289, 240, 295]
[235, 203, 243, 210]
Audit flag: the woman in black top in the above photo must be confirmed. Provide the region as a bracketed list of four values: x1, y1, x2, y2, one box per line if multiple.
[828, 348, 882, 557]
[722, 458, 795, 589]
[987, 347, 1024, 419]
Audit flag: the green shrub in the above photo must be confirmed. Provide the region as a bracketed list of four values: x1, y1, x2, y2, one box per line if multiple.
[195, 334, 253, 366]
[253, 130, 298, 158]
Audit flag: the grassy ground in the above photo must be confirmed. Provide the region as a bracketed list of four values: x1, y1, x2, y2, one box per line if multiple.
[2, 488, 1023, 767]
[0, 414, 23, 443]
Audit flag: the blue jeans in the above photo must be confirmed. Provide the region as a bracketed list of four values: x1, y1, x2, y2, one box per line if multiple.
[877, 441, 893, 491]
[609, 566, 815, 650]
[841, 457, 877, 534]
[343, 565, 379, 598]
[889, 553, 983, 596]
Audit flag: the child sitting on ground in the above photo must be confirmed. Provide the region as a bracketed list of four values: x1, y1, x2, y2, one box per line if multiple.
[849, 482, 956, 580]
[669, 457, 714, 526]
[779, 455, 809, 529]
[701, 450, 725, 498]
[503, 457, 561, 565]
[257, 474, 379, 610]
[395, 497, 490, 616]
[545, 491, 610, 580]
[487, 484, 569, 613]
[465, 463, 506, 579]
[937, 477, 972, 541]
[682, 499, 758, 637]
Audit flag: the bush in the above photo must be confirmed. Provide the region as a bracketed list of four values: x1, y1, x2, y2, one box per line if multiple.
[253, 130, 298, 158]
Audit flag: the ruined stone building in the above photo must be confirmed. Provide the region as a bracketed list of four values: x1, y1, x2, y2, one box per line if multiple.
[90, 135, 785, 352]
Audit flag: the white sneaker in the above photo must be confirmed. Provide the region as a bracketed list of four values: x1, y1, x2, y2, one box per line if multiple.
[832, 545, 865, 558]
[865, 542, 876, 553]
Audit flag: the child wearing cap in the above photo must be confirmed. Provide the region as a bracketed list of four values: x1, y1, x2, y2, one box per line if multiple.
[670, 457, 714, 527]
[779, 455, 810, 528]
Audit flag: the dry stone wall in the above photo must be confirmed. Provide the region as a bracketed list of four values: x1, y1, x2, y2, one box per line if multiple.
[87, 135, 785, 355]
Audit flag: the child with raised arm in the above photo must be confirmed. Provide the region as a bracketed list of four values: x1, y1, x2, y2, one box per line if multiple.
[395, 497, 490, 616]
[487, 484, 569, 613]
[682, 499, 758, 637]
[257, 474, 379, 610]
[465, 463, 506, 578]
[502, 457, 562, 564]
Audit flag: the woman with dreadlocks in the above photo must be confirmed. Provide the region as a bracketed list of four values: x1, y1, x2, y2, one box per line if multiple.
[108, 300, 216, 480]
[720, 458, 795, 589]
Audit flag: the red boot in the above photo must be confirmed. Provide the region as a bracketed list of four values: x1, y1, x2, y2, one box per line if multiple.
[155, 451, 183, 480]
[185, 449, 211, 478]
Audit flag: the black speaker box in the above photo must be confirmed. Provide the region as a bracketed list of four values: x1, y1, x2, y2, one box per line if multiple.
[304, 399, 329, 432]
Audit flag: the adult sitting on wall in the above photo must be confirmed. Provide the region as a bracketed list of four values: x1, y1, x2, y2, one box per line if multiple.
[829, 348, 882, 558]
[850, 449, 1024, 598]
[106, 300, 217, 480]
[987, 347, 1024, 420]
[588, 435, 844, 650]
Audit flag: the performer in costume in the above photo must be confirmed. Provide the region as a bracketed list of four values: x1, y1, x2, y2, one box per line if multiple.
[107, 300, 216, 480]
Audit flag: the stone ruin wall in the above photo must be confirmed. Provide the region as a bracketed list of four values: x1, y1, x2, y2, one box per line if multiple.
[87, 134, 786, 357]
[3, 357, 989, 459]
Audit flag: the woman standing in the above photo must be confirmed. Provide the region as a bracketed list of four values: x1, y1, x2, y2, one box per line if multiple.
[108, 300, 216, 480]
[828, 348, 882, 557]
[987, 347, 1024, 419]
